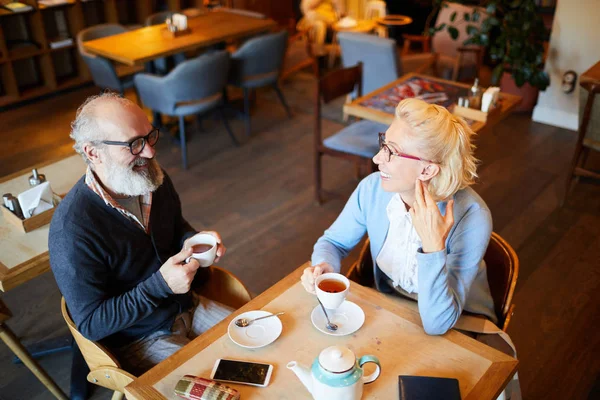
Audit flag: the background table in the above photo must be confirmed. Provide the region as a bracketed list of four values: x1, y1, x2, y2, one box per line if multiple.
[344, 73, 522, 133]
[83, 10, 277, 66]
[125, 263, 518, 400]
[0, 154, 86, 400]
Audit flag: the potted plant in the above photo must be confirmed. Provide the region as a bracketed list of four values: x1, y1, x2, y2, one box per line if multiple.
[427, 0, 550, 111]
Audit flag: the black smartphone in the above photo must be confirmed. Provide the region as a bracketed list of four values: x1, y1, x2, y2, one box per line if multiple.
[210, 359, 273, 387]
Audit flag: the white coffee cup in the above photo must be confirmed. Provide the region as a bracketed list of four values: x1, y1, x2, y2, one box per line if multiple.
[315, 273, 350, 310]
[185, 233, 218, 267]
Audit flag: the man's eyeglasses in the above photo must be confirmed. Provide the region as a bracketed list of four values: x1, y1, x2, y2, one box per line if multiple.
[101, 127, 160, 155]
[378, 132, 437, 164]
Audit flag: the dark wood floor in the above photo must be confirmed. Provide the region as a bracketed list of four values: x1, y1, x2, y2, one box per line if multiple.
[0, 72, 599, 400]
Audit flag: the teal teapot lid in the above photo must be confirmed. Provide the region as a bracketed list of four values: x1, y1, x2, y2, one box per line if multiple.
[318, 346, 355, 373]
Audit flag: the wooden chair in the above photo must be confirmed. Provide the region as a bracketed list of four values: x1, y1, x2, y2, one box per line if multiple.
[402, 2, 485, 82]
[563, 81, 600, 205]
[314, 62, 388, 203]
[61, 266, 252, 399]
[346, 232, 519, 332]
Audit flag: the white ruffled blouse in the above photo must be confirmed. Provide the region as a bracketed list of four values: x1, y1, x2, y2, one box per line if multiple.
[376, 193, 422, 293]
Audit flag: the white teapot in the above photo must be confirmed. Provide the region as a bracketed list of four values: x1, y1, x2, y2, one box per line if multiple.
[287, 345, 381, 400]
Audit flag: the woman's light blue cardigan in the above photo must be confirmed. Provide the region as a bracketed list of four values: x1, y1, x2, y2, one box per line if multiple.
[311, 173, 497, 335]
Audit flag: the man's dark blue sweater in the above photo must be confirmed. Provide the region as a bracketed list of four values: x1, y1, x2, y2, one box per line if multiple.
[49, 172, 196, 349]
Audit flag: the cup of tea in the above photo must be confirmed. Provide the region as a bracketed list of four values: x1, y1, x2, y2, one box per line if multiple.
[185, 233, 218, 267]
[315, 273, 350, 309]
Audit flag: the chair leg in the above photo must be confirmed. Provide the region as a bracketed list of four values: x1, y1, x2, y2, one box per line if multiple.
[243, 88, 251, 137]
[218, 107, 239, 146]
[273, 83, 292, 118]
[315, 152, 323, 205]
[179, 116, 188, 169]
[111, 391, 124, 400]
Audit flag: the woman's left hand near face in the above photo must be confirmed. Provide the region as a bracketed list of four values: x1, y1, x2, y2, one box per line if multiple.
[410, 180, 454, 253]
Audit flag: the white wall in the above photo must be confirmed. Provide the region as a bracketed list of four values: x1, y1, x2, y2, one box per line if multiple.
[532, 0, 600, 131]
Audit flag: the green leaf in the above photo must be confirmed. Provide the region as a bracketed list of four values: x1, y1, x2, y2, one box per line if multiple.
[448, 26, 459, 40]
[472, 10, 480, 22]
[486, 4, 497, 14]
[466, 25, 478, 36]
[492, 64, 504, 85]
[450, 11, 457, 22]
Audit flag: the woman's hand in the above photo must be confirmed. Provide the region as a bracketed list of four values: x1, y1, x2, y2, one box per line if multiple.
[183, 231, 227, 262]
[410, 180, 454, 253]
[301, 263, 334, 294]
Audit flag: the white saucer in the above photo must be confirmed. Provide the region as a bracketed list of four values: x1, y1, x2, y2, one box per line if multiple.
[227, 310, 283, 349]
[311, 300, 365, 336]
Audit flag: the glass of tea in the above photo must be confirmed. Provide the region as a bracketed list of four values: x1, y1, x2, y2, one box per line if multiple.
[185, 233, 218, 267]
[315, 273, 350, 309]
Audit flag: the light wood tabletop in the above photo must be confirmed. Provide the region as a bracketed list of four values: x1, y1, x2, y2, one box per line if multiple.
[344, 73, 522, 133]
[82, 10, 277, 66]
[125, 262, 518, 400]
[581, 60, 600, 83]
[0, 154, 86, 292]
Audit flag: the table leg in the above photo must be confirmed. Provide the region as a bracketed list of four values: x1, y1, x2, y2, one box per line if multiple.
[0, 322, 68, 400]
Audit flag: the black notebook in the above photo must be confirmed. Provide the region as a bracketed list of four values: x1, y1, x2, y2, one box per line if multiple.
[398, 376, 461, 400]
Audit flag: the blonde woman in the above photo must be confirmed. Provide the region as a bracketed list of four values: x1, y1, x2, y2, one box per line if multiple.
[302, 98, 495, 335]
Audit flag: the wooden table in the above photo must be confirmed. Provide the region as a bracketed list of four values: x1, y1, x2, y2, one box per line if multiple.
[0, 154, 86, 400]
[344, 73, 522, 133]
[83, 10, 277, 66]
[126, 263, 518, 400]
[581, 60, 600, 83]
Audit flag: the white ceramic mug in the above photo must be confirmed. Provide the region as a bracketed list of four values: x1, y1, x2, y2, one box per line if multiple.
[315, 273, 350, 310]
[185, 233, 218, 267]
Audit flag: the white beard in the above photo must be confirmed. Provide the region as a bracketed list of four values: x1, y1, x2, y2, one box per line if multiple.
[102, 153, 164, 197]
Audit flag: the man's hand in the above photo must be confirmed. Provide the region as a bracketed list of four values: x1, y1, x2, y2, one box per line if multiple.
[301, 263, 334, 294]
[183, 231, 227, 263]
[159, 247, 200, 294]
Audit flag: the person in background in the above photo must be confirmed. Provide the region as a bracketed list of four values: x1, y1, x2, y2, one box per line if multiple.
[49, 92, 232, 374]
[296, 0, 346, 55]
[301, 98, 496, 335]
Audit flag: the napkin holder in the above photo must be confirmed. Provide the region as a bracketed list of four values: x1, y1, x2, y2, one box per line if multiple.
[163, 27, 192, 38]
[453, 103, 500, 122]
[1, 193, 61, 233]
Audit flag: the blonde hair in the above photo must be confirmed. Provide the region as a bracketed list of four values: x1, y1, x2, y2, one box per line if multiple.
[395, 98, 478, 201]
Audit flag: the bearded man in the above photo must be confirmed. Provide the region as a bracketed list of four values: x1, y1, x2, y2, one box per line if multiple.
[49, 92, 232, 374]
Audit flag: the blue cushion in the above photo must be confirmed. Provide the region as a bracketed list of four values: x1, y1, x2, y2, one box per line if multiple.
[323, 120, 388, 158]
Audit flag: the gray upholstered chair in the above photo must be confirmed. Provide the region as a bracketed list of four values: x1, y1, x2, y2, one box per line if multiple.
[228, 30, 292, 137]
[145, 12, 187, 75]
[338, 32, 434, 96]
[77, 24, 140, 96]
[134, 51, 238, 169]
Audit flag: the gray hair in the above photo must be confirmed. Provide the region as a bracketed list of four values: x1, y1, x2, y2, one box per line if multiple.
[70, 91, 135, 164]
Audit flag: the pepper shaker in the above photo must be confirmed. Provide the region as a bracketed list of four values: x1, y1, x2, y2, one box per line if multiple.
[29, 168, 46, 187]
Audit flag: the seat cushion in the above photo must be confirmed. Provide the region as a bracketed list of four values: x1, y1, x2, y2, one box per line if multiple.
[323, 120, 388, 158]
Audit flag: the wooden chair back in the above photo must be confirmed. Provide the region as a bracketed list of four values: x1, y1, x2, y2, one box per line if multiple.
[346, 232, 519, 332]
[60, 266, 252, 395]
[314, 63, 362, 143]
[195, 266, 253, 309]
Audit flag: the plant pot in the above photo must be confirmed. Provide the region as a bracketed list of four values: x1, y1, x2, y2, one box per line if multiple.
[499, 72, 540, 113]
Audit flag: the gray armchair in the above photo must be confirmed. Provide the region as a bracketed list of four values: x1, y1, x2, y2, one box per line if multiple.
[77, 24, 137, 96]
[134, 50, 238, 169]
[228, 30, 292, 137]
[145, 12, 187, 75]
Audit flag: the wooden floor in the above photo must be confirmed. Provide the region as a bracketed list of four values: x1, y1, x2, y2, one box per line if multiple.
[0, 72, 599, 400]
